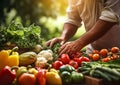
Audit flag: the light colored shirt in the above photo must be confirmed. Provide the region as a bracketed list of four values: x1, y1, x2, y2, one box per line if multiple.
[65, 0, 120, 51]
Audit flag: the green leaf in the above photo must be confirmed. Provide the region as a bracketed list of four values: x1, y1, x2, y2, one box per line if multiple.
[7, 29, 24, 36]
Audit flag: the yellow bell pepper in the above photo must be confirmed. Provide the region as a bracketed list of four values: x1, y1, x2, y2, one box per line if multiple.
[0, 50, 9, 70]
[0, 47, 19, 70]
[7, 51, 19, 67]
[46, 68, 62, 85]
[28, 68, 38, 76]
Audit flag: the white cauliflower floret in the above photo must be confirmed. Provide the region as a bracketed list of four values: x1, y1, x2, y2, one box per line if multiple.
[35, 57, 47, 68]
[37, 49, 53, 61]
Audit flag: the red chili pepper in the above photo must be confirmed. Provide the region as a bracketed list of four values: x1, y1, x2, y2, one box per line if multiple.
[36, 67, 46, 85]
[0, 66, 16, 85]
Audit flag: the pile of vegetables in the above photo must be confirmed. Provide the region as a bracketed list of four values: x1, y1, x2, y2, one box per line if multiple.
[0, 21, 42, 49]
[88, 47, 120, 62]
[78, 61, 120, 82]
[59, 64, 84, 85]
[0, 44, 85, 85]
[0, 32, 120, 85]
[77, 46, 120, 82]
[0, 65, 62, 85]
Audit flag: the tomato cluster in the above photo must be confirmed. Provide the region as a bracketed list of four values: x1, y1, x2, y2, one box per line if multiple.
[52, 52, 90, 70]
[88, 47, 120, 62]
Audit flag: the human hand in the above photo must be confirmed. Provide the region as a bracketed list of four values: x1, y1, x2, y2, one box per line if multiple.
[45, 37, 65, 48]
[58, 40, 82, 57]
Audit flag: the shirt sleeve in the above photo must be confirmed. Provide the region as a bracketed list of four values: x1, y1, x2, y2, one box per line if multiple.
[64, 0, 82, 27]
[99, 0, 120, 24]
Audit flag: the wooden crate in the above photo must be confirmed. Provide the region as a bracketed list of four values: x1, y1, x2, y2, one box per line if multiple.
[85, 76, 120, 85]
[85, 76, 102, 85]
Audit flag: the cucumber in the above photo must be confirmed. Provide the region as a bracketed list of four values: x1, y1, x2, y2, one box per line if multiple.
[94, 70, 112, 81]
[89, 69, 95, 76]
[81, 62, 92, 68]
[116, 69, 120, 72]
[96, 67, 120, 78]
[112, 69, 120, 77]
[82, 70, 90, 75]
[78, 67, 91, 72]
[92, 72, 100, 78]
[104, 72, 120, 81]
[108, 64, 120, 68]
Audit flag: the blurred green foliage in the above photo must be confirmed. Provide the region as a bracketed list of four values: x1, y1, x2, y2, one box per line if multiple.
[0, 0, 68, 41]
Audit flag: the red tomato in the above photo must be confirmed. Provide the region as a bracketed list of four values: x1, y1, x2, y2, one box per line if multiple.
[91, 53, 100, 61]
[88, 53, 93, 59]
[52, 60, 63, 70]
[112, 54, 119, 60]
[99, 49, 108, 57]
[73, 57, 79, 62]
[60, 54, 70, 64]
[92, 50, 99, 54]
[101, 57, 111, 62]
[69, 60, 78, 69]
[111, 47, 119, 53]
[71, 51, 82, 59]
[77, 56, 90, 66]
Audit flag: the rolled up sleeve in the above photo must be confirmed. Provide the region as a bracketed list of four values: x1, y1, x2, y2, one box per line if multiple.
[99, 0, 120, 24]
[65, 0, 82, 27]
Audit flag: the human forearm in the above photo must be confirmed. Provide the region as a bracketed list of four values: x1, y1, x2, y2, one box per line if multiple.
[61, 23, 78, 42]
[45, 23, 79, 47]
[76, 19, 116, 49]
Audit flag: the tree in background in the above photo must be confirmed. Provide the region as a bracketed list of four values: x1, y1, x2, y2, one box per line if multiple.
[0, 0, 67, 25]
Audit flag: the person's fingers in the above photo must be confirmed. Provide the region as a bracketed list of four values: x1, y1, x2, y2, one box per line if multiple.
[60, 41, 65, 45]
[49, 39, 57, 48]
[45, 40, 51, 46]
[58, 42, 71, 56]
[46, 38, 62, 48]
[59, 45, 69, 57]
[59, 43, 67, 53]
[59, 41, 79, 57]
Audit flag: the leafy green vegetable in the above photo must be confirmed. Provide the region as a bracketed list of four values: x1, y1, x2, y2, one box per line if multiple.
[0, 21, 43, 48]
[51, 43, 61, 61]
